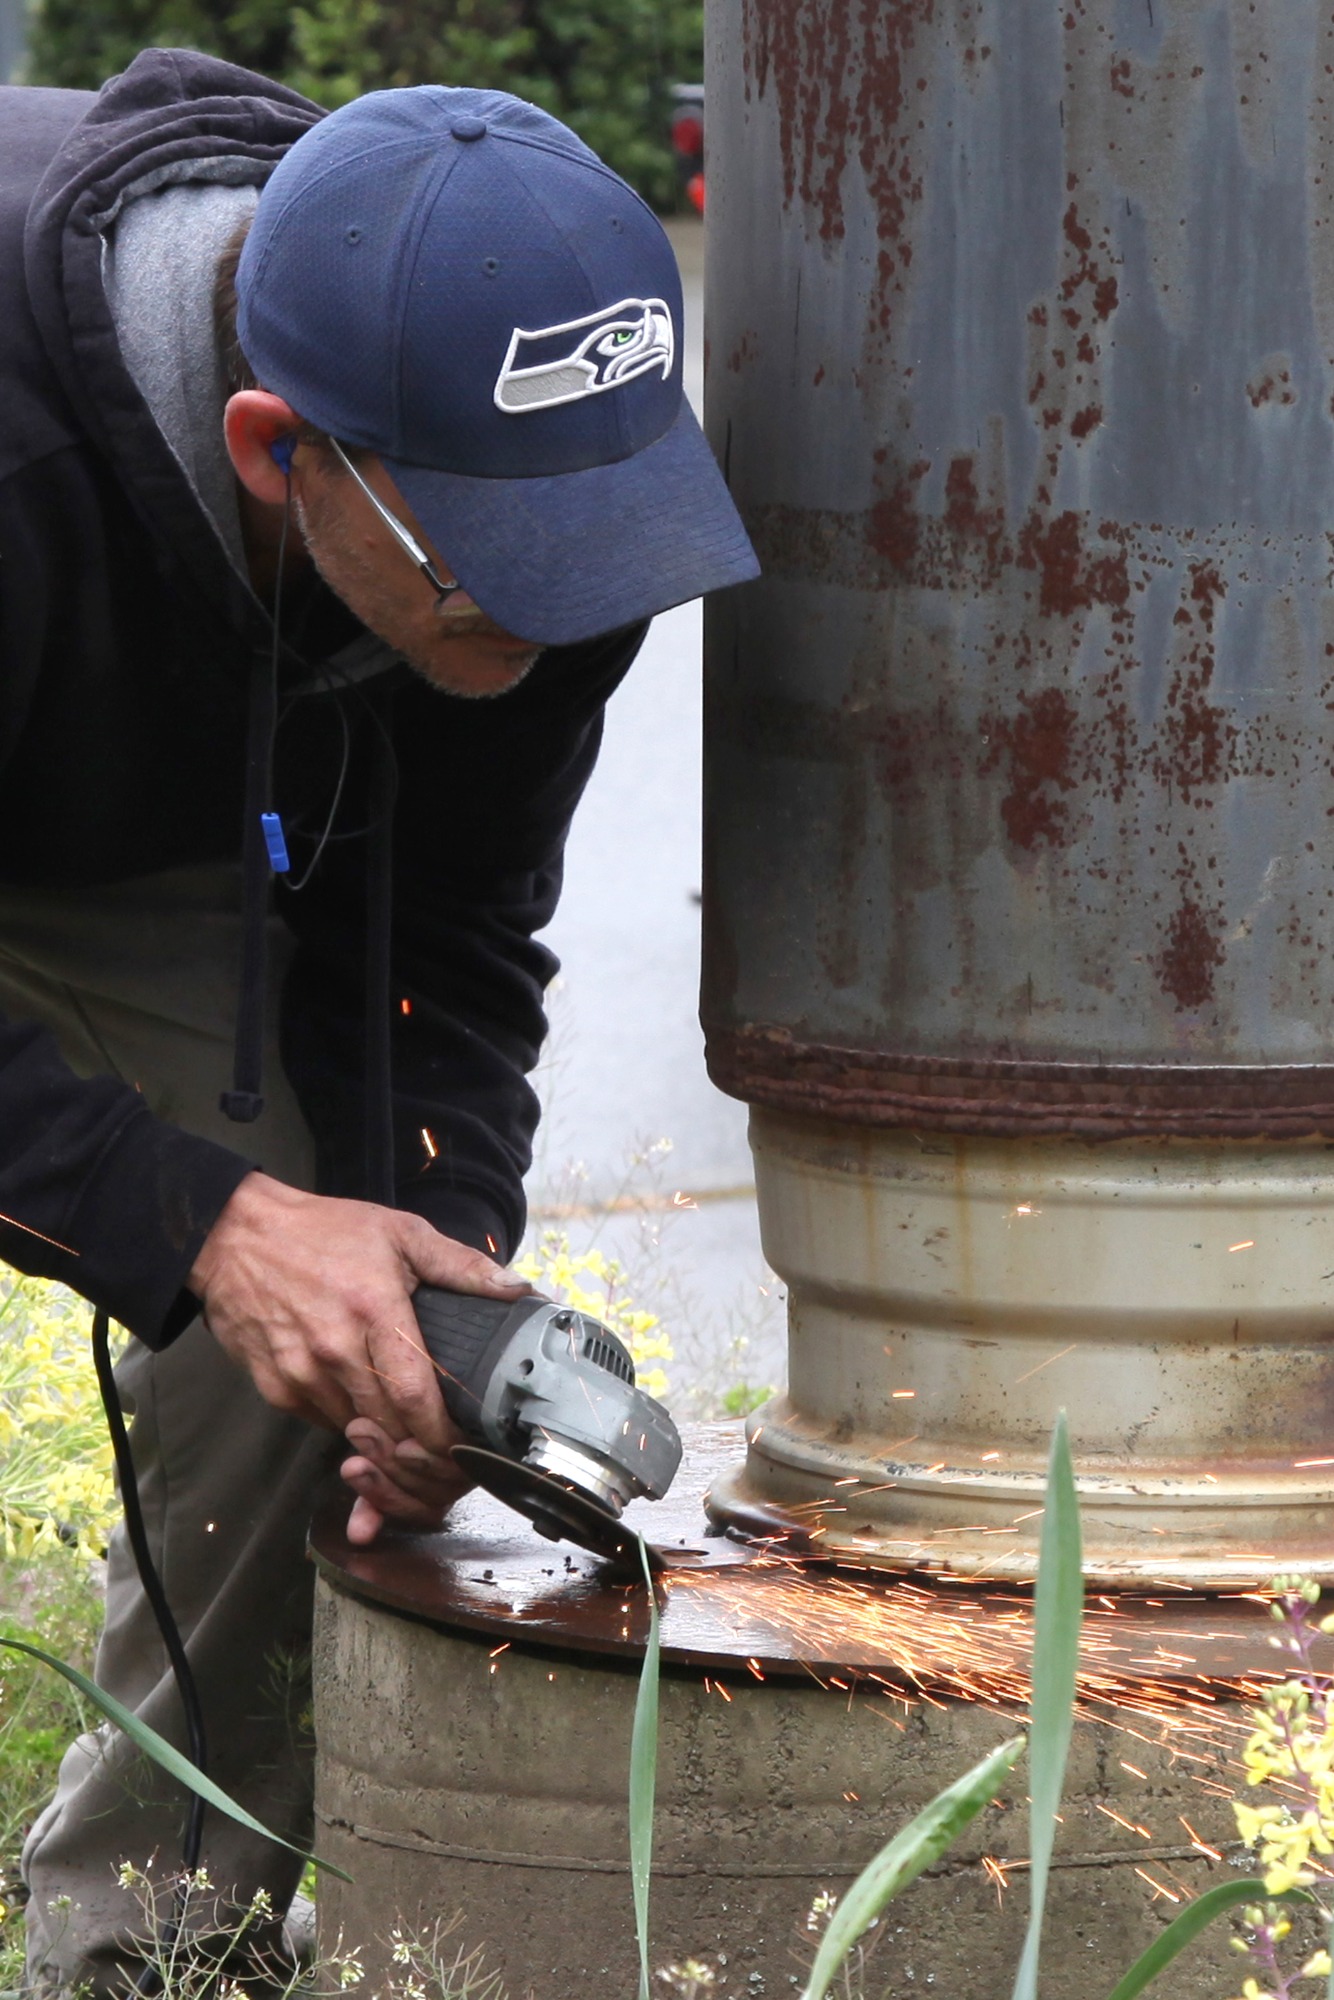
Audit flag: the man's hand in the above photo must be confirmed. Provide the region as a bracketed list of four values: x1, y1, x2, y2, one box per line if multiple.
[188, 1172, 529, 1543]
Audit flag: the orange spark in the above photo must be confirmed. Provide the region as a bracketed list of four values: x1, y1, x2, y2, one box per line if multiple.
[1094, 1803, 1150, 1839]
[1013, 1344, 1078, 1385]
[420, 1126, 439, 1160]
[1178, 1815, 1221, 1860]
[981, 1854, 1009, 1907]
[1134, 1869, 1180, 1903]
[0, 1211, 79, 1256]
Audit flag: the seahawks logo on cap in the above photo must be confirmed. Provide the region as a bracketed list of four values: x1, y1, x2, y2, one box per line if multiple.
[494, 298, 674, 414]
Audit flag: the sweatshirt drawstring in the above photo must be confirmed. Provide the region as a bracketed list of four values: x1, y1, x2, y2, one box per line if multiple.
[220, 460, 292, 1126]
[219, 638, 277, 1124]
[364, 682, 397, 1208]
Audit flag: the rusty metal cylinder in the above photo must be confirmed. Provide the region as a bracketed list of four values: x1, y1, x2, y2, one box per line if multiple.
[701, 0, 1334, 1577]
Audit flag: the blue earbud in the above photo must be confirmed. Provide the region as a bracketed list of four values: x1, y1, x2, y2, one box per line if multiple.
[269, 435, 297, 474]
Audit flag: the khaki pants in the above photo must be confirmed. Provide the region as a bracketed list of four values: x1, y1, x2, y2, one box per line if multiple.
[9, 868, 338, 1994]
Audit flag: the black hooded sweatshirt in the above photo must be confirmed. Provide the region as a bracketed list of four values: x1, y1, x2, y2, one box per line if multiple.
[0, 51, 643, 1347]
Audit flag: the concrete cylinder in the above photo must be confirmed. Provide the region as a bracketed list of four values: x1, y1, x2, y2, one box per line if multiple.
[313, 1574, 1267, 2000]
[701, 1, 1334, 1575]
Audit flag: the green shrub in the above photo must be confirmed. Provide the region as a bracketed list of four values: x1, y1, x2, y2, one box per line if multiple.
[25, 0, 702, 210]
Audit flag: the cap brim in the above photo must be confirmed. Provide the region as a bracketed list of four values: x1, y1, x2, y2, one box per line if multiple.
[384, 403, 760, 648]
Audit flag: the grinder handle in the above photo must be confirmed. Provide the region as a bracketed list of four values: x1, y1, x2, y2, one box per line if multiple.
[411, 1285, 532, 1441]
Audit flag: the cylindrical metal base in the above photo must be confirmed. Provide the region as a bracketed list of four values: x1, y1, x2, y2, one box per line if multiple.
[708, 1110, 1334, 1584]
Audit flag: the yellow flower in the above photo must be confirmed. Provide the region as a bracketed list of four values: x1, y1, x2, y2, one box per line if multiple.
[515, 1229, 673, 1396]
[0, 1267, 124, 1560]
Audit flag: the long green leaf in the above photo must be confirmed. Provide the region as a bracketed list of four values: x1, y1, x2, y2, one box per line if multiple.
[799, 1733, 1026, 2000]
[630, 1536, 661, 2000]
[1011, 1412, 1083, 2000]
[1103, 1881, 1316, 2000]
[0, 1637, 351, 1881]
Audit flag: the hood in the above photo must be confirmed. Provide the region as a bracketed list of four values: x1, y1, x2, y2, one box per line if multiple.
[23, 49, 324, 629]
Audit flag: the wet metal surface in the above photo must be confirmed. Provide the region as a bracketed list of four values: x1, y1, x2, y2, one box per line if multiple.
[702, 1, 1334, 1130]
[311, 1424, 1284, 1695]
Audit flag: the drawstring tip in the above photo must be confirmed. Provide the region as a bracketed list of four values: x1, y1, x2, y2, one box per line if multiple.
[219, 1090, 265, 1123]
[261, 812, 290, 875]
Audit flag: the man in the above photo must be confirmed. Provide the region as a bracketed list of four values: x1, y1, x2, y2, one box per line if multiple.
[0, 49, 757, 1992]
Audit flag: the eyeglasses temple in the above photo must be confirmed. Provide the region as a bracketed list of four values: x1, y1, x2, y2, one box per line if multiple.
[328, 439, 459, 600]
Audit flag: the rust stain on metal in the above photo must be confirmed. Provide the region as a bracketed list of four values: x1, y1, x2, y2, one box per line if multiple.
[1154, 896, 1226, 1014]
[704, 1027, 1334, 1141]
[1246, 357, 1297, 410]
[740, 0, 930, 323]
[980, 688, 1080, 853]
[1015, 510, 1130, 619]
[942, 454, 1005, 562]
[865, 457, 929, 572]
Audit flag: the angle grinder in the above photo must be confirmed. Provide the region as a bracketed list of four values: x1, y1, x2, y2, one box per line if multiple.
[412, 1286, 683, 1566]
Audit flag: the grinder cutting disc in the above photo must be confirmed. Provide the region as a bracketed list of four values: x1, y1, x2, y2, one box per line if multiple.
[453, 1445, 665, 1572]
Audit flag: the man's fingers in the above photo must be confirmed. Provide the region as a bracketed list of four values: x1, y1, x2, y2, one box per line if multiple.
[345, 1493, 385, 1545]
[239, 1345, 350, 1433]
[340, 1453, 457, 1529]
[363, 1310, 457, 1451]
[395, 1213, 529, 1300]
[344, 1418, 467, 1505]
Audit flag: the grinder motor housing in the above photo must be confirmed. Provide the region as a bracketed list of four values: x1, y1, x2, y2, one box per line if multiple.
[412, 1287, 682, 1528]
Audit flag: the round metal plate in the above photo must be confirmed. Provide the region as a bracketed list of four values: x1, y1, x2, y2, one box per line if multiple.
[310, 1425, 1284, 1692]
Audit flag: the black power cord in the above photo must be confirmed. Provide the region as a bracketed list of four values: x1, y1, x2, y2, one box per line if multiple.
[92, 1308, 208, 1878]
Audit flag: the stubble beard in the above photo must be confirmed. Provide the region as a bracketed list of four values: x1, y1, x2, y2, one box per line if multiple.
[295, 495, 543, 699]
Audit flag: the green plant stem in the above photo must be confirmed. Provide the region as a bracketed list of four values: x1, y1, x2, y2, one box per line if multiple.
[630, 1535, 661, 2000]
[0, 1639, 350, 1882]
[799, 1734, 1026, 2000]
[1102, 1882, 1316, 2000]
[1011, 1410, 1082, 2000]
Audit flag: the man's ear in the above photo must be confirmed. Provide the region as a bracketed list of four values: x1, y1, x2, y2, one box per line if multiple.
[224, 390, 304, 504]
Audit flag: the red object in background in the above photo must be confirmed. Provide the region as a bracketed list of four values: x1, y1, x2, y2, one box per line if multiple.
[671, 112, 704, 160]
[670, 84, 705, 217]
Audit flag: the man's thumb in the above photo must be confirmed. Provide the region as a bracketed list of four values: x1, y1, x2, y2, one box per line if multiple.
[397, 1213, 531, 1299]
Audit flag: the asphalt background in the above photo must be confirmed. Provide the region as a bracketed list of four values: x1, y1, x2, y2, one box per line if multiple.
[521, 217, 787, 1416]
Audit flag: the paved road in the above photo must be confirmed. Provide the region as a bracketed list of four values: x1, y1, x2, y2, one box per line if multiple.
[522, 218, 787, 1416]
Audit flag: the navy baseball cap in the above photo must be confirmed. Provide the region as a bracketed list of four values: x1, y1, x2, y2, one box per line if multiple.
[236, 86, 759, 646]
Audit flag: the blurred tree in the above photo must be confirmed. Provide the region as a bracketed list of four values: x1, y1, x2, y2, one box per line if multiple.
[26, 0, 702, 210]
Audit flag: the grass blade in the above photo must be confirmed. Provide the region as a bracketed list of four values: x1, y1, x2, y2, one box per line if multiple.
[0, 1637, 351, 1881]
[1103, 1881, 1315, 2000]
[799, 1733, 1025, 2000]
[1011, 1412, 1083, 2000]
[630, 1535, 661, 2000]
